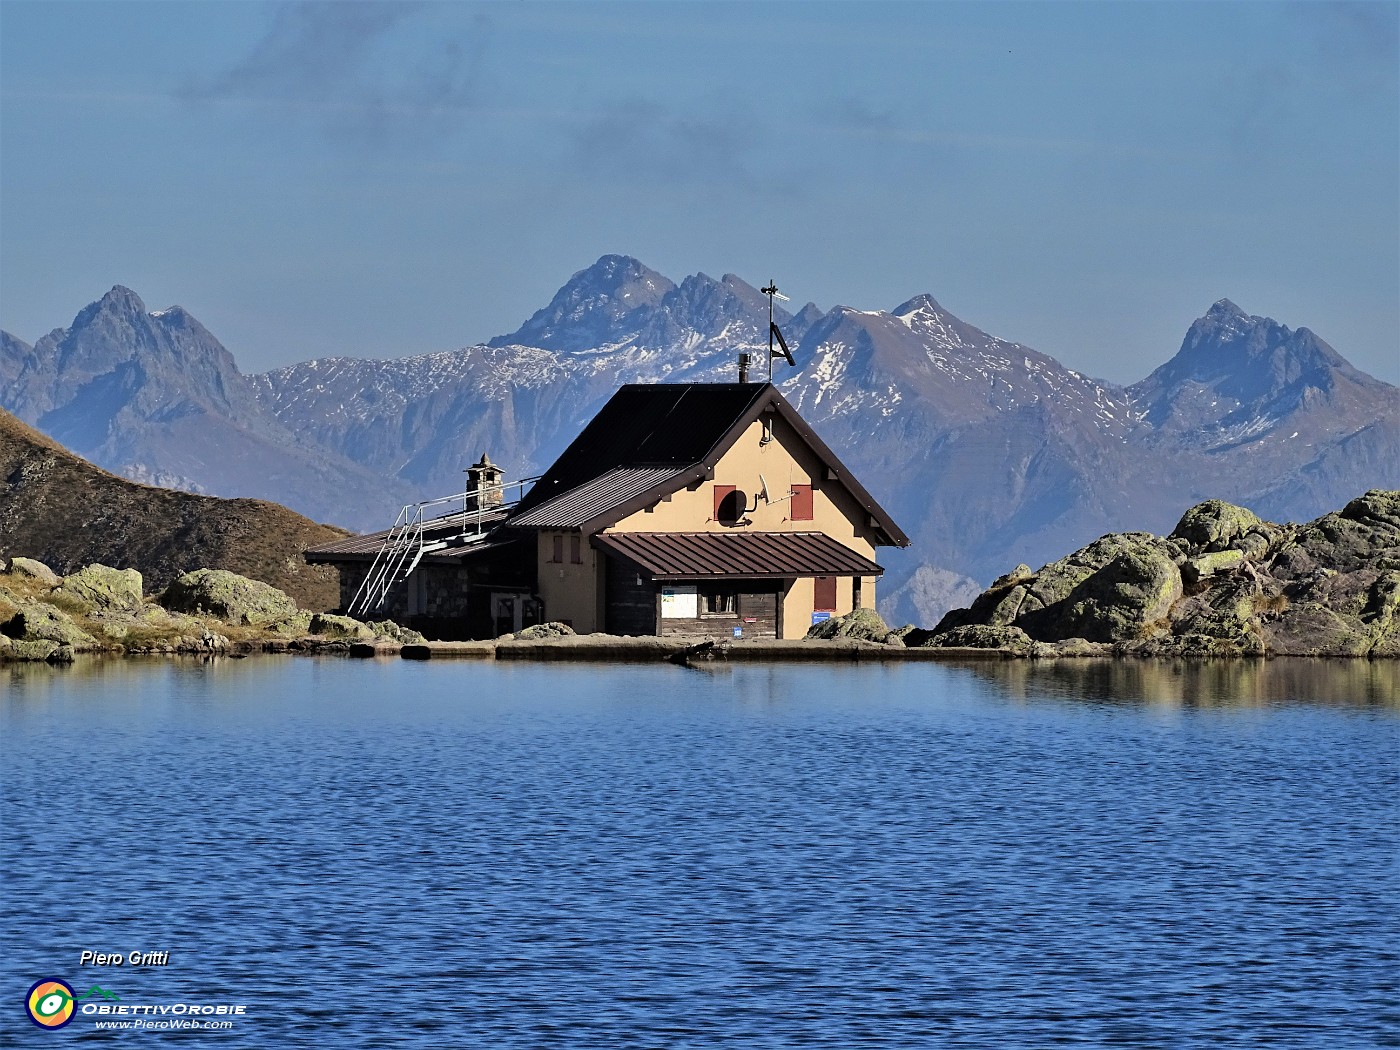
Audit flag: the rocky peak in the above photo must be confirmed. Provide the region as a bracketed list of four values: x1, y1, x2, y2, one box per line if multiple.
[1129, 300, 1385, 439]
[1143, 300, 1352, 391]
[488, 254, 676, 351]
[87, 285, 147, 320]
[893, 293, 946, 319]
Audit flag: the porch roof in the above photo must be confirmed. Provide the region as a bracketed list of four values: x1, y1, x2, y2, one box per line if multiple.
[592, 531, 883, 581]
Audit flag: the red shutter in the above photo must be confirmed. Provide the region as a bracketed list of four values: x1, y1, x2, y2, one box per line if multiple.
[814, 576, 837, 611]
[570, 533, 582, 564]
[551, 533, 563, 563]
[714, 484, 736, 521]
[791, 484, 813, 521]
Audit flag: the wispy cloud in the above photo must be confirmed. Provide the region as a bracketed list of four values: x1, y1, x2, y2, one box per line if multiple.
[1227, 2, 1398, 146]
[184, 2, 490, 146]
[567, 97, 799, 196]
[1301, 1, 1400, 71]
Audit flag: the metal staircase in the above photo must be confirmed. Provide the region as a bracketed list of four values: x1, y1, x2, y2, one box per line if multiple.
[347, 475, 538, 618]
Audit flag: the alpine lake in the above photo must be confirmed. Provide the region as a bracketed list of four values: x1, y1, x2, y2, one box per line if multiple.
[2, 654, 1396, 1048]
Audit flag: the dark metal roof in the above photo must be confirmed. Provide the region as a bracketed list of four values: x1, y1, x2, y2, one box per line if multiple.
[592, 531, 884, 580]
[508, 466, 688, 529]
[503, 382, 909, 547]
[305, 508, 517, 564]
[508, 383, 770, 518]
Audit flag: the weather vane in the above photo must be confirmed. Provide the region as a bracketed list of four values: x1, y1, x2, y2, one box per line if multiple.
[761, 280, 795, 382]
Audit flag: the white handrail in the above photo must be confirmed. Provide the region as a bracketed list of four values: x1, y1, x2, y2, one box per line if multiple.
[346, 475, 540, 618]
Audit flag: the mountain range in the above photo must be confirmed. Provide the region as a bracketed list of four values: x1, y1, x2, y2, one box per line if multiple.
[3, 255, 1396, 624]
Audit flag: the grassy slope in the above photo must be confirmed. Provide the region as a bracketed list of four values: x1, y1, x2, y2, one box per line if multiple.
[0, 409, 350, 610]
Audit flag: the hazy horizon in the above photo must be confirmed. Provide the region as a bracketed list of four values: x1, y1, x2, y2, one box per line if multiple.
[2, 2, 1396, 384]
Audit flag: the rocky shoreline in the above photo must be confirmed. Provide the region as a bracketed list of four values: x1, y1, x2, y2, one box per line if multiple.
[5, 491, 1396, 665]
[855, 490, 1398, 659]
[0, 560, 423, 663]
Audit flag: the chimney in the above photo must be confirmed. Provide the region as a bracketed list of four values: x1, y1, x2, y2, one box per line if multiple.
[466, 452, 504, 509]
[738, 351, 752, 384]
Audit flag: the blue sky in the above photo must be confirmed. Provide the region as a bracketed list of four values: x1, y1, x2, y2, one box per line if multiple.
[2, 1, 1396, 383]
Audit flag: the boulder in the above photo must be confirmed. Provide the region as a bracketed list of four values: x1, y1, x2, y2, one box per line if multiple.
[1030, 637, 1111, 658]
[1271, 491, 1400, 581]
[60, 564, 144, 613]
[3, 637, 60, 661]
[1183, 549, 1244, 583]
[1262, 603, 1369, 657]
[1019, 539, 1182, 643]
[1171, 500, 1263, 551]
[365, 619, 427, 644]
[9, 557, 60, 587]
[990, 564, 1034, 589]
[883, 624, 935, 647]
[268, 611, 315, 636]
[515, 621, 576, 640]
[906, 491, 1398, 658]
[922, 624, 1034, 653]
[160, 569, 299, 626]
[805, 607, 891, 642]
[1, 602, 100, 649]
[1341, 489, 1400, 532]
[308, 613, 376, 640]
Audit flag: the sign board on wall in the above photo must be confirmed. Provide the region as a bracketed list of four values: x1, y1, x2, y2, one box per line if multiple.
[660, 585, 698, 619]
[811, 611, 832, 625]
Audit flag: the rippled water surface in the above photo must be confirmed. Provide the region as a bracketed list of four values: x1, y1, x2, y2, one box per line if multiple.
[3, 657, 1397, 1048]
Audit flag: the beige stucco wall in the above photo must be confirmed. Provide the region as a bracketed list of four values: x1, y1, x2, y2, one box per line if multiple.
[605, 414, 883, 639]
[536, 532, 602, 633]
[781, 575, 867, 640]
[607, 416, 879, 559]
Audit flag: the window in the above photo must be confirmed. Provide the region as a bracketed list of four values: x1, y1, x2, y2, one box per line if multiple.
[813, 576, 837, 612]
[701, 589, 736, 616]
[791, 483, 813, 521]
[569, 533, 582, 564]
[549, 533, 563, 563]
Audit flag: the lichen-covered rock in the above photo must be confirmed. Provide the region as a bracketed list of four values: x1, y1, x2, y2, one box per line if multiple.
[1029, 637, 1111, 658]
[805, 607, 891, 642]
[1183, 549, 1244, 583]
[308, 613, 376, 640]
[515, 621, 576, 640]
[268, 611, 315, 636]
[160, 569, 299, 626]
[1261, 603, 1369, 657]
[60, 564, 144, 613]
[1341, 489, 1400, 532]
[1271, 491, 1400, 582]
[883, 624, 936, 647]
[1018, 539, 1182, 643]
[1, 602, 100, 649]
[1171, 500, 1263, 551]
[365, 619, 427, 644]
[1364, 571, 1400, 657]
[9, 557, 60, 587]
[921, 624, 1034, 653]
[3, 637, 60, 661]
[991, 564, 1034, 589]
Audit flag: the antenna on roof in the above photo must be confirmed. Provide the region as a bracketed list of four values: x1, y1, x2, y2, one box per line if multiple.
[761, 280, 796, 382]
